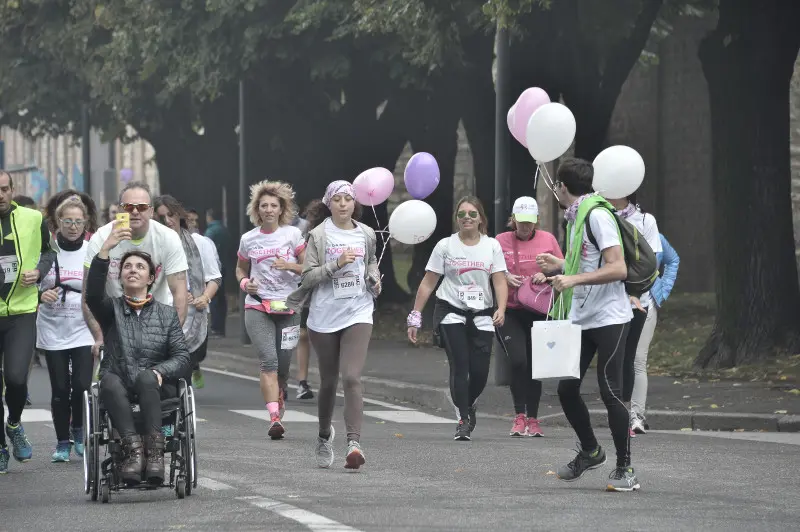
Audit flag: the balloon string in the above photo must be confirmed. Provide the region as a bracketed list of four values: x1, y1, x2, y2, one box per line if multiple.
[370, 203, 390, 268]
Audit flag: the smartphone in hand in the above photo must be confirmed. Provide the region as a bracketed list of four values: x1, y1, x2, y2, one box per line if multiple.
[115, 212, 130, 229]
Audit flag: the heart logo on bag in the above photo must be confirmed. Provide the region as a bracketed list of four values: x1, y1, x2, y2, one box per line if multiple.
[547, 341, 556, 349]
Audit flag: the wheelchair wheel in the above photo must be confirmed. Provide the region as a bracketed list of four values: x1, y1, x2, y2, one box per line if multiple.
[100, 480, 110, 503]
[179, 381, 197, 495]
[176, 476, 186, 499]
[83, 389, 101, 501]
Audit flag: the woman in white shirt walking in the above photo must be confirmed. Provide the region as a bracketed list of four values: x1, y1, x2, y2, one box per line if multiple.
[38, 196, 96, 462]
[236, 181, 306, 440]
[287, 180, 381, 470]
[407, 196, 508, 441]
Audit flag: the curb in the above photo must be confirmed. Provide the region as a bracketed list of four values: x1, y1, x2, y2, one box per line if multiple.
[205, 348, 798, 433]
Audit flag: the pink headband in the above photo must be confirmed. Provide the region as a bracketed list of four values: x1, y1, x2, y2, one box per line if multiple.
[323, 180, 355, 208]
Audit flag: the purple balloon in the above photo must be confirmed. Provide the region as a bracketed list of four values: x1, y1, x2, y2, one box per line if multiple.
[120, 168, 134, 183]
[404, 152, 440, 199]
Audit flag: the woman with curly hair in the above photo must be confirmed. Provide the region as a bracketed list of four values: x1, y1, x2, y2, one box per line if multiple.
[235, 180, 306, 440]
[45, 189, 98, 238]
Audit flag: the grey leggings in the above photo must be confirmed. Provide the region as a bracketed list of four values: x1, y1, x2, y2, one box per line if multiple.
[308, 323, 372, 442]
[244, 309, 301, 379]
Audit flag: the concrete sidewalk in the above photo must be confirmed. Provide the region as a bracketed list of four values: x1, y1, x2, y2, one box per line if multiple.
[206, 314, 800, 432]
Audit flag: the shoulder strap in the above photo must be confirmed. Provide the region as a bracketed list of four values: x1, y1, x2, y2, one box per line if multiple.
[511, 234, 520, 272]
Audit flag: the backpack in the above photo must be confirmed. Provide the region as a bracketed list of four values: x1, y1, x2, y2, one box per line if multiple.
[584, 206, 659, 298]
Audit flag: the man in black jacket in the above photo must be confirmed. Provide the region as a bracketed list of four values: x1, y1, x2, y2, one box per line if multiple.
[86, 222, 190, 486]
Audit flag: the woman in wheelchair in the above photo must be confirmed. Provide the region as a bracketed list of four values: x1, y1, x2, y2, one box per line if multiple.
[86, 223, 190, 486]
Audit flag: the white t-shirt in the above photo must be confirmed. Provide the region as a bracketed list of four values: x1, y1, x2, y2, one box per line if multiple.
[238, 225, 306, 308]
[425, 234, 508, 332]
[85, 220, 188, 304]
[623, 209, 662, 309]
[37, 241, 94, 350]
[307, 219, 374, 333]
[569, 209, 634, 330]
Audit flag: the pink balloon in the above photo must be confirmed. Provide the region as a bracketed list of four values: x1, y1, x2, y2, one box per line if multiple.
[507, 104, 526, 145]
[353, 167, 395, 206]
[511, 88, 550, 147]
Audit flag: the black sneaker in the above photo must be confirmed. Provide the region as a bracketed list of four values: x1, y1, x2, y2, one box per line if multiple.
[467, 405, 477, 432]
[296, 381, 314, 400]
[556, 446, 607, 481]
[607, 466, 640, 492]
[453, 420, 471, 441]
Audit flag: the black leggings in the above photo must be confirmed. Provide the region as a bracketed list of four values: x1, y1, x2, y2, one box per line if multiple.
[45, 346, 93, 442]
[0, 312, 36, 446]
[623, 308, 648, 402]
[499, 308, 545, 417]
[440, 322, 494, 421]
[558, 323, 631, 468]
[100, 371, 175, 438]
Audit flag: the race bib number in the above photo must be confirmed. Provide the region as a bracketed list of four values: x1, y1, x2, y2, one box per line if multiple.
[0, 256, 19, 284]
[281, 325, 300, 350]
[332, 275, 362, 299]
[457, 285, 484, 310]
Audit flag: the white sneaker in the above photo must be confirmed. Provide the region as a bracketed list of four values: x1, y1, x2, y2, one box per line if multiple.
[315, 425, 335, 468]
[344, 440, 366, 470]
[631, 414, 647, 435]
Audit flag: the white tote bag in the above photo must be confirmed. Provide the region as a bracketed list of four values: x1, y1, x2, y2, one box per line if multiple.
[530, 294, 582, 380]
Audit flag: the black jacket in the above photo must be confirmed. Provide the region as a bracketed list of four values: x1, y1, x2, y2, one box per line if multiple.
[86, 255, 190, 389]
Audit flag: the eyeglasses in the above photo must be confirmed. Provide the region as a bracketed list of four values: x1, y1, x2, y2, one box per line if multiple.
[120, 203, 151, 213]
[59, 219, 86, 228]
[456, 210, 479, 219]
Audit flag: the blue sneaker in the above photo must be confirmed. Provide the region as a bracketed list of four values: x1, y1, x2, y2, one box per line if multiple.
[5, 422, 33, 462]
[0, 446, 9, 474]
[51, 441, 71, 463]
[71, 427, 85, 457]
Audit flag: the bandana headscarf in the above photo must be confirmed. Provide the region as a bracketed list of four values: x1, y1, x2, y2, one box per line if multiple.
[323, 180, 355, 208]
[618, 202, 637, 219]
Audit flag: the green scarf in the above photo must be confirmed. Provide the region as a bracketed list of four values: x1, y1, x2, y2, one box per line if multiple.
[550, 194, 616, 320]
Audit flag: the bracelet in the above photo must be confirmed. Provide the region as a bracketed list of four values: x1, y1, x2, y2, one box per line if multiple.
[407, 310, 422, 328]
[239, 278, 250, 292]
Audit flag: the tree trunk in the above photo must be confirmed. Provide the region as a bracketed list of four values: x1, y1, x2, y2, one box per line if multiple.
[695, 0, 800, 369]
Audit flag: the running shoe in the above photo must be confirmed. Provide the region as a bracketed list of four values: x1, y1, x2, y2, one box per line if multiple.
[268, 415, 285, 440]
[296, 381, 314, 400]
[5, 422, 32, 462]
[192, 369, 205, 390]
[51, 441, 71, 463]
[510, 414, 526, 437]
[467, 404, 477, 432]
[344, 440, 366, 470]
[0, 447, 9, 474]
[629, 427, 636, 439]
[71, 427, 85, 457]
[525, 417, 544, 437]
[161, 424, 174, 438]
[631, 414, 647, 435]
[556, 445, 606, 482]
[607, 466, 641, 492]
[454, 420, 471, 441]
[25, 394, 32, 406]
[315, 425, 335, 468]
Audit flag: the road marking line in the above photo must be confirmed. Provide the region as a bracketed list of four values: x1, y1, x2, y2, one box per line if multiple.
[231, 409, 320, 423]
[202, 367, 412, 410]
[363, 410, 455, 424]
[197, 477, 235, 491]
[20, 409, 52, 422]
[238, 496, 362, 531]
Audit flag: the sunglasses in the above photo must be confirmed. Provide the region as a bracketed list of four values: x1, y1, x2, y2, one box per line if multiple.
[456, 210, 479, 219]
[59, 218, 86, 228]
[120, 203, 151, 213]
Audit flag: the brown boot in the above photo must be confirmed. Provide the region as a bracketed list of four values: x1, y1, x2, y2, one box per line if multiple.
[120, 435, 144, 485]
[145, 432, 166, 485]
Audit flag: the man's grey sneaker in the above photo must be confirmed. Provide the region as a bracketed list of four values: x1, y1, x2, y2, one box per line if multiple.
[454, 420, 471, 441]
[0, 447, 9, 474]
[467, 405, 477, 432]
[556, 446, 607, 482]
[607, 466, 641, 492]
[315, 425, 335, 468]
[344, 440, 365, 470]
[631, 414, 647, 435]
[296, 381, 314, 400]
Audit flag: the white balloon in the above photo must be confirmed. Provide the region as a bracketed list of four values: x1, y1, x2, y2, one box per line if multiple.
[525, 103, 576, 163]
[389, 200, 437, 245]
[592, 145, 645, 199]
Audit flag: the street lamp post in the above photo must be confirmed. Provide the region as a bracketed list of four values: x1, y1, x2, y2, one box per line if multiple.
[82, 103, 91, 195]
[239, 79, 251, 345]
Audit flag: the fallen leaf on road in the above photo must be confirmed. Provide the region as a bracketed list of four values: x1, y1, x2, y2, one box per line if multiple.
[546, 470, 556, 476]
[455, 468, 465, 473]
[734, 428, 745, 432]
[780, 376, 788, 381]
[394, 433, 403, 438]
[788, 389, 800, 395]
[673, 381, 681, 385]
[710, 404, 719, 409]
[680, 427, 692, 431]
[733, 383, 741, 387]
[682, 395, 690, 399]
[375, 421, 386, 424]
[775, 410, 788, 414]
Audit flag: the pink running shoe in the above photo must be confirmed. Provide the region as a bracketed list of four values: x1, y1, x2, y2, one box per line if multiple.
[525, 417, 543, 437]
[629, 427, 636, 438]
[510, 414, 526, 437]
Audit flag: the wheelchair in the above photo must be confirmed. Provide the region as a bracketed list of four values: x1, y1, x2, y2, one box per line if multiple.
[82, 372, 198, 503]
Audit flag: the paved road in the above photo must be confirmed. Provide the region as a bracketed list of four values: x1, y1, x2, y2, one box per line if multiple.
[2, 365, 799, 531]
